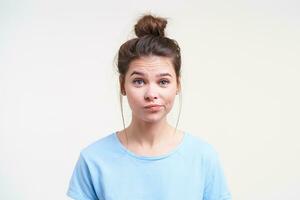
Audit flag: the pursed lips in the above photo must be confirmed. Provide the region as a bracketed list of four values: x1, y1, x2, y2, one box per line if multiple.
[144, 104, 162, 109]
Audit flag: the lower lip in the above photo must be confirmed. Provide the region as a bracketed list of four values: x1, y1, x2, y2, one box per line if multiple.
[145, 106, 162, 112]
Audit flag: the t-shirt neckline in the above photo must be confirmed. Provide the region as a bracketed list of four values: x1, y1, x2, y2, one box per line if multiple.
[113, 131, 188, 161]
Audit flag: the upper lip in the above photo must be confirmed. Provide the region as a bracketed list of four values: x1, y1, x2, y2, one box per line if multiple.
[144, 104, 162, 108]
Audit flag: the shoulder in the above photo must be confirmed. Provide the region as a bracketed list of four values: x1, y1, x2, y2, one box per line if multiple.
[185, 132, 219, 160]
[79, 132, 119, 161]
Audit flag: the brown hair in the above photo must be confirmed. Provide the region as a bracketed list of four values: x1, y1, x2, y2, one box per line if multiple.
[117, 14, 182, 92]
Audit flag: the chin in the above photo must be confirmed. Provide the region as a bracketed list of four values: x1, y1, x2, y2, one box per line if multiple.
[142, 118, 162, 124]
[132, 109, 169, 123]
[140, 114, 167, 124]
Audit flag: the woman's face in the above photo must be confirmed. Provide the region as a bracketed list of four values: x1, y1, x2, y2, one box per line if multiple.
[122, 56, 180, 124]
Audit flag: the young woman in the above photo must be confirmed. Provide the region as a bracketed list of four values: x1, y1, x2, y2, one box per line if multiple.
[67, 14, 232, 200]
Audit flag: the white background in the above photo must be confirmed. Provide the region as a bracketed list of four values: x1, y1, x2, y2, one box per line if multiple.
[1, 0, 300, 199]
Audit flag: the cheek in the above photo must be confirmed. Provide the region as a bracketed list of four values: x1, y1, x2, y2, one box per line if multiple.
[125, 89, 143, 109]
[164, 90, 177, 107]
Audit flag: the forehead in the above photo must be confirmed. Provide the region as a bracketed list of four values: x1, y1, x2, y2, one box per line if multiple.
[127, 56, 175, 76]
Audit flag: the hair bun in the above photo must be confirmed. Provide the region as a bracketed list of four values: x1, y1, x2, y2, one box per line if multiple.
[134, 14, 167, 38]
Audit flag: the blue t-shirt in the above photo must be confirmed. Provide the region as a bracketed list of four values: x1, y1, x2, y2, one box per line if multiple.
[67, 132, 232, 200]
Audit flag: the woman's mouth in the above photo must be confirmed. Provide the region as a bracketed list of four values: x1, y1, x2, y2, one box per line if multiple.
[144, 105, 163, 112]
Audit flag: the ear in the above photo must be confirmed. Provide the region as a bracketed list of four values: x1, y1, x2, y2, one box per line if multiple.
[119, 75, 126, 95]
[176, 77, 181, 95]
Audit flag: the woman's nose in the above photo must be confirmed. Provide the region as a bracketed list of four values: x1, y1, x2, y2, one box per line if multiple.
[144, 85, 158, 101]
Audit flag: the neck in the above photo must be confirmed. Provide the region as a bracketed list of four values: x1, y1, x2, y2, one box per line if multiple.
[126, 116, 175, 149]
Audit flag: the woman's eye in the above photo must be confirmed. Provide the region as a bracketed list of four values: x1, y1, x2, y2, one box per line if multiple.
[160, 79, 170, 86]
[133, 79, 145, 86]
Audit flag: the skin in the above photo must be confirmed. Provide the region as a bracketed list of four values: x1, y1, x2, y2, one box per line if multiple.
[117, 55, 184, 156]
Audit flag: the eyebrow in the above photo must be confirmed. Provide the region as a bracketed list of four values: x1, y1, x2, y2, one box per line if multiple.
[130, 71, 172, 78]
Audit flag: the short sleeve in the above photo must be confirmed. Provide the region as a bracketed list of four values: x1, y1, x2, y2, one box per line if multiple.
[203, 148, 232, 200]
[67, 153, 99, 200]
